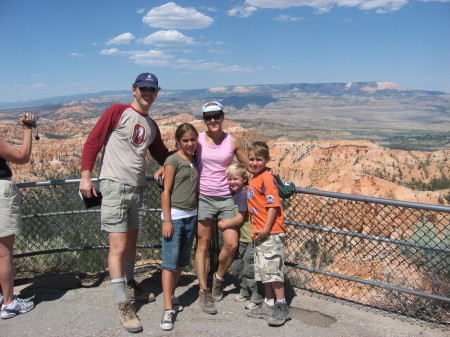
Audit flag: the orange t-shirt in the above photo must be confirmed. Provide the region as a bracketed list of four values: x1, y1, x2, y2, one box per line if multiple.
[247, 169, 286, 234]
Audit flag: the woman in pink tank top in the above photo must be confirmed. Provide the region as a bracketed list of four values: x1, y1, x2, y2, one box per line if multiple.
[195, 101, 249, 315]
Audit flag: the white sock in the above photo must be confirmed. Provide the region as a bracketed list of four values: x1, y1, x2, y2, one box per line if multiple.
[111, 277, 128, 303]
[264, 298, 274, 306]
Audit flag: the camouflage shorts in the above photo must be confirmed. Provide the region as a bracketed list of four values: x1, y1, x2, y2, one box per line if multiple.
[254, 233, 286, 283]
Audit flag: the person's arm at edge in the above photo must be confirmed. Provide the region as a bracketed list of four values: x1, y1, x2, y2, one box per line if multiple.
[0, 114, 33, 164]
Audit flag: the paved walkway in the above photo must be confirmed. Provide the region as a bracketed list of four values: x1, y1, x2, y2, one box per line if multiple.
[2, 271, 449, 337]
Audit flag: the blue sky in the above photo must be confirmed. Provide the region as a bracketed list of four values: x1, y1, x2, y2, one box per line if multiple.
[0, 0, 449, 102]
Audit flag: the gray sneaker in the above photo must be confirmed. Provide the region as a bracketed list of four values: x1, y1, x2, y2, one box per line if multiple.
[247, 301, 274, 319]
[1, 296, 34, 319]
[160, 309, 175, 331]
[267, 302, 291, 326]
[198, 289, 217, 315]
[211, 273, 224, 302]
[126, 279, 156, 302]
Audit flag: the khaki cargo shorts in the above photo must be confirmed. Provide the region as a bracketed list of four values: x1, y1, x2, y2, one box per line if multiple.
[0, 180, 22, 238]
[254, 233, 286, 283]
[100, 179, 147, 233]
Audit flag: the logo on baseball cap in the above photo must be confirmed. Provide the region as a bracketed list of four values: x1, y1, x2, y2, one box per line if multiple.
[134, 73, 160, 89]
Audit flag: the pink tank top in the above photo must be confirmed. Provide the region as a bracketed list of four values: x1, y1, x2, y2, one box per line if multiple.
[196, 131, 234, 196]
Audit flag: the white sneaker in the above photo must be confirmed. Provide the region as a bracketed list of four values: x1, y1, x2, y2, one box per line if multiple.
[160, 309, 175, 331]
[1, 296, 34, 319]
[172, 296, 184, 312]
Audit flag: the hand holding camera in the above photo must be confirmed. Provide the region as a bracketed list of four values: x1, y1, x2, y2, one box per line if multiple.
[20, 113, 38, 128]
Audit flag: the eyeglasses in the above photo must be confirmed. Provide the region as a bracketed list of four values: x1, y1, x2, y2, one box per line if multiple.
[139, 87, 158, 93]
[203, 113, 223, 121]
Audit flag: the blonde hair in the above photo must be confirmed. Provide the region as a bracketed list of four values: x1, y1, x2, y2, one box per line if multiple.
[226, 162, 248, 180]
[246, 141, 270, 160]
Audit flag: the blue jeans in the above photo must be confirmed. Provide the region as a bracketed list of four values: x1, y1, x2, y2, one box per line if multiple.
[161, 216, 197, 271]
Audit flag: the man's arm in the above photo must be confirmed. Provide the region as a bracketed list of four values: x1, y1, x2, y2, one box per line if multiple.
[80, 104, 122, 197]
[148, 120, 171, 166]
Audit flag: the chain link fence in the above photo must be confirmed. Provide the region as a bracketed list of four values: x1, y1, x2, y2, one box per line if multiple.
[15, 179, 449, 326]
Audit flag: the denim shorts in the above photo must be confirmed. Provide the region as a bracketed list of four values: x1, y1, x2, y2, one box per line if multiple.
[161, 215, 197, 271]
[100, 179, 147, 233]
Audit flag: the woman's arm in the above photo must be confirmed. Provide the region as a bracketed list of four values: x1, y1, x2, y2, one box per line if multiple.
[231, 135, 250, 170]
[0, 114, 34, 164]
[161, 163, 176, 239]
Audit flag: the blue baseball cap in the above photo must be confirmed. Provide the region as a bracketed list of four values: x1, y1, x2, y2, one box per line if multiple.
[202, 101, 223, 113]
[134, 72, 160, 89]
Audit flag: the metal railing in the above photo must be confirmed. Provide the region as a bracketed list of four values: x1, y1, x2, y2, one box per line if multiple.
[14, 178, 449, 326]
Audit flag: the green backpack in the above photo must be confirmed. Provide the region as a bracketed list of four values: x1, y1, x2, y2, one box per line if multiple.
[273, 175, 296, 199]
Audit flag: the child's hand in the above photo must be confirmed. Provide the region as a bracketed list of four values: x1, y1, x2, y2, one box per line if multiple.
[162, 221, 174, 239]
[252, 229, 269, 240]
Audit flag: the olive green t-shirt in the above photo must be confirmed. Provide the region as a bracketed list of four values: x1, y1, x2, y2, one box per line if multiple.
[164, 153, 198, 211]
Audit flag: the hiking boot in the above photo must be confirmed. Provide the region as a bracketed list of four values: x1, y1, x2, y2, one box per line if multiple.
[118, 301, 143, 333]
[245, 301, 260, 310]
[1, 296, 34, 319]
[211, 273, 224, 302]
[234, 294, 250, 302]
[126, 279, 156, 302]
[247, 301, 274, 320]
[267, 302, 291, 326]
[198, 289, 217, 315]
[160, 309, 175, 331]
[172, 296, 183, 312]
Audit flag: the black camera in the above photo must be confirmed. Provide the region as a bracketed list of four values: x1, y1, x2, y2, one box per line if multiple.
[22, 115, 38, 128]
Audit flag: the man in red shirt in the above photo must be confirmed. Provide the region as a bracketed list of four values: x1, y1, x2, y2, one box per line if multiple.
[79, 73, 170, 333]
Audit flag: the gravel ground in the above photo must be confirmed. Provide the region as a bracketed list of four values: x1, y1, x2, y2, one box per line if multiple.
[1, 272, 449, 337]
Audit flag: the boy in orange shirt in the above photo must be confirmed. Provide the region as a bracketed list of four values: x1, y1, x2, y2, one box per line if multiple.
[246, 141, 291, 326]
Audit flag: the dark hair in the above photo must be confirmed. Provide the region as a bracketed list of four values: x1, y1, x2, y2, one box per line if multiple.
[175, 123, 198, 141]
[247, 141, 270, 160]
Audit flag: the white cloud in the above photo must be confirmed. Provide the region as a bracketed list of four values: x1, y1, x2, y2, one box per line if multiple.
[139, 30, 196, 47]
[227, 5, 258, 18]
[208, 49, 228, 54]
[100, 48, 122, 55]
[274, 14, 304, 22]
[128, 50, 175, 66]
[69, 52, 85, 57]
[106, 32, 135, 45]
[215, 65, 254, 73]
[136, 8, 144, 14]
[142, 2, 213, 29]
[239, 0, 416, 14]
